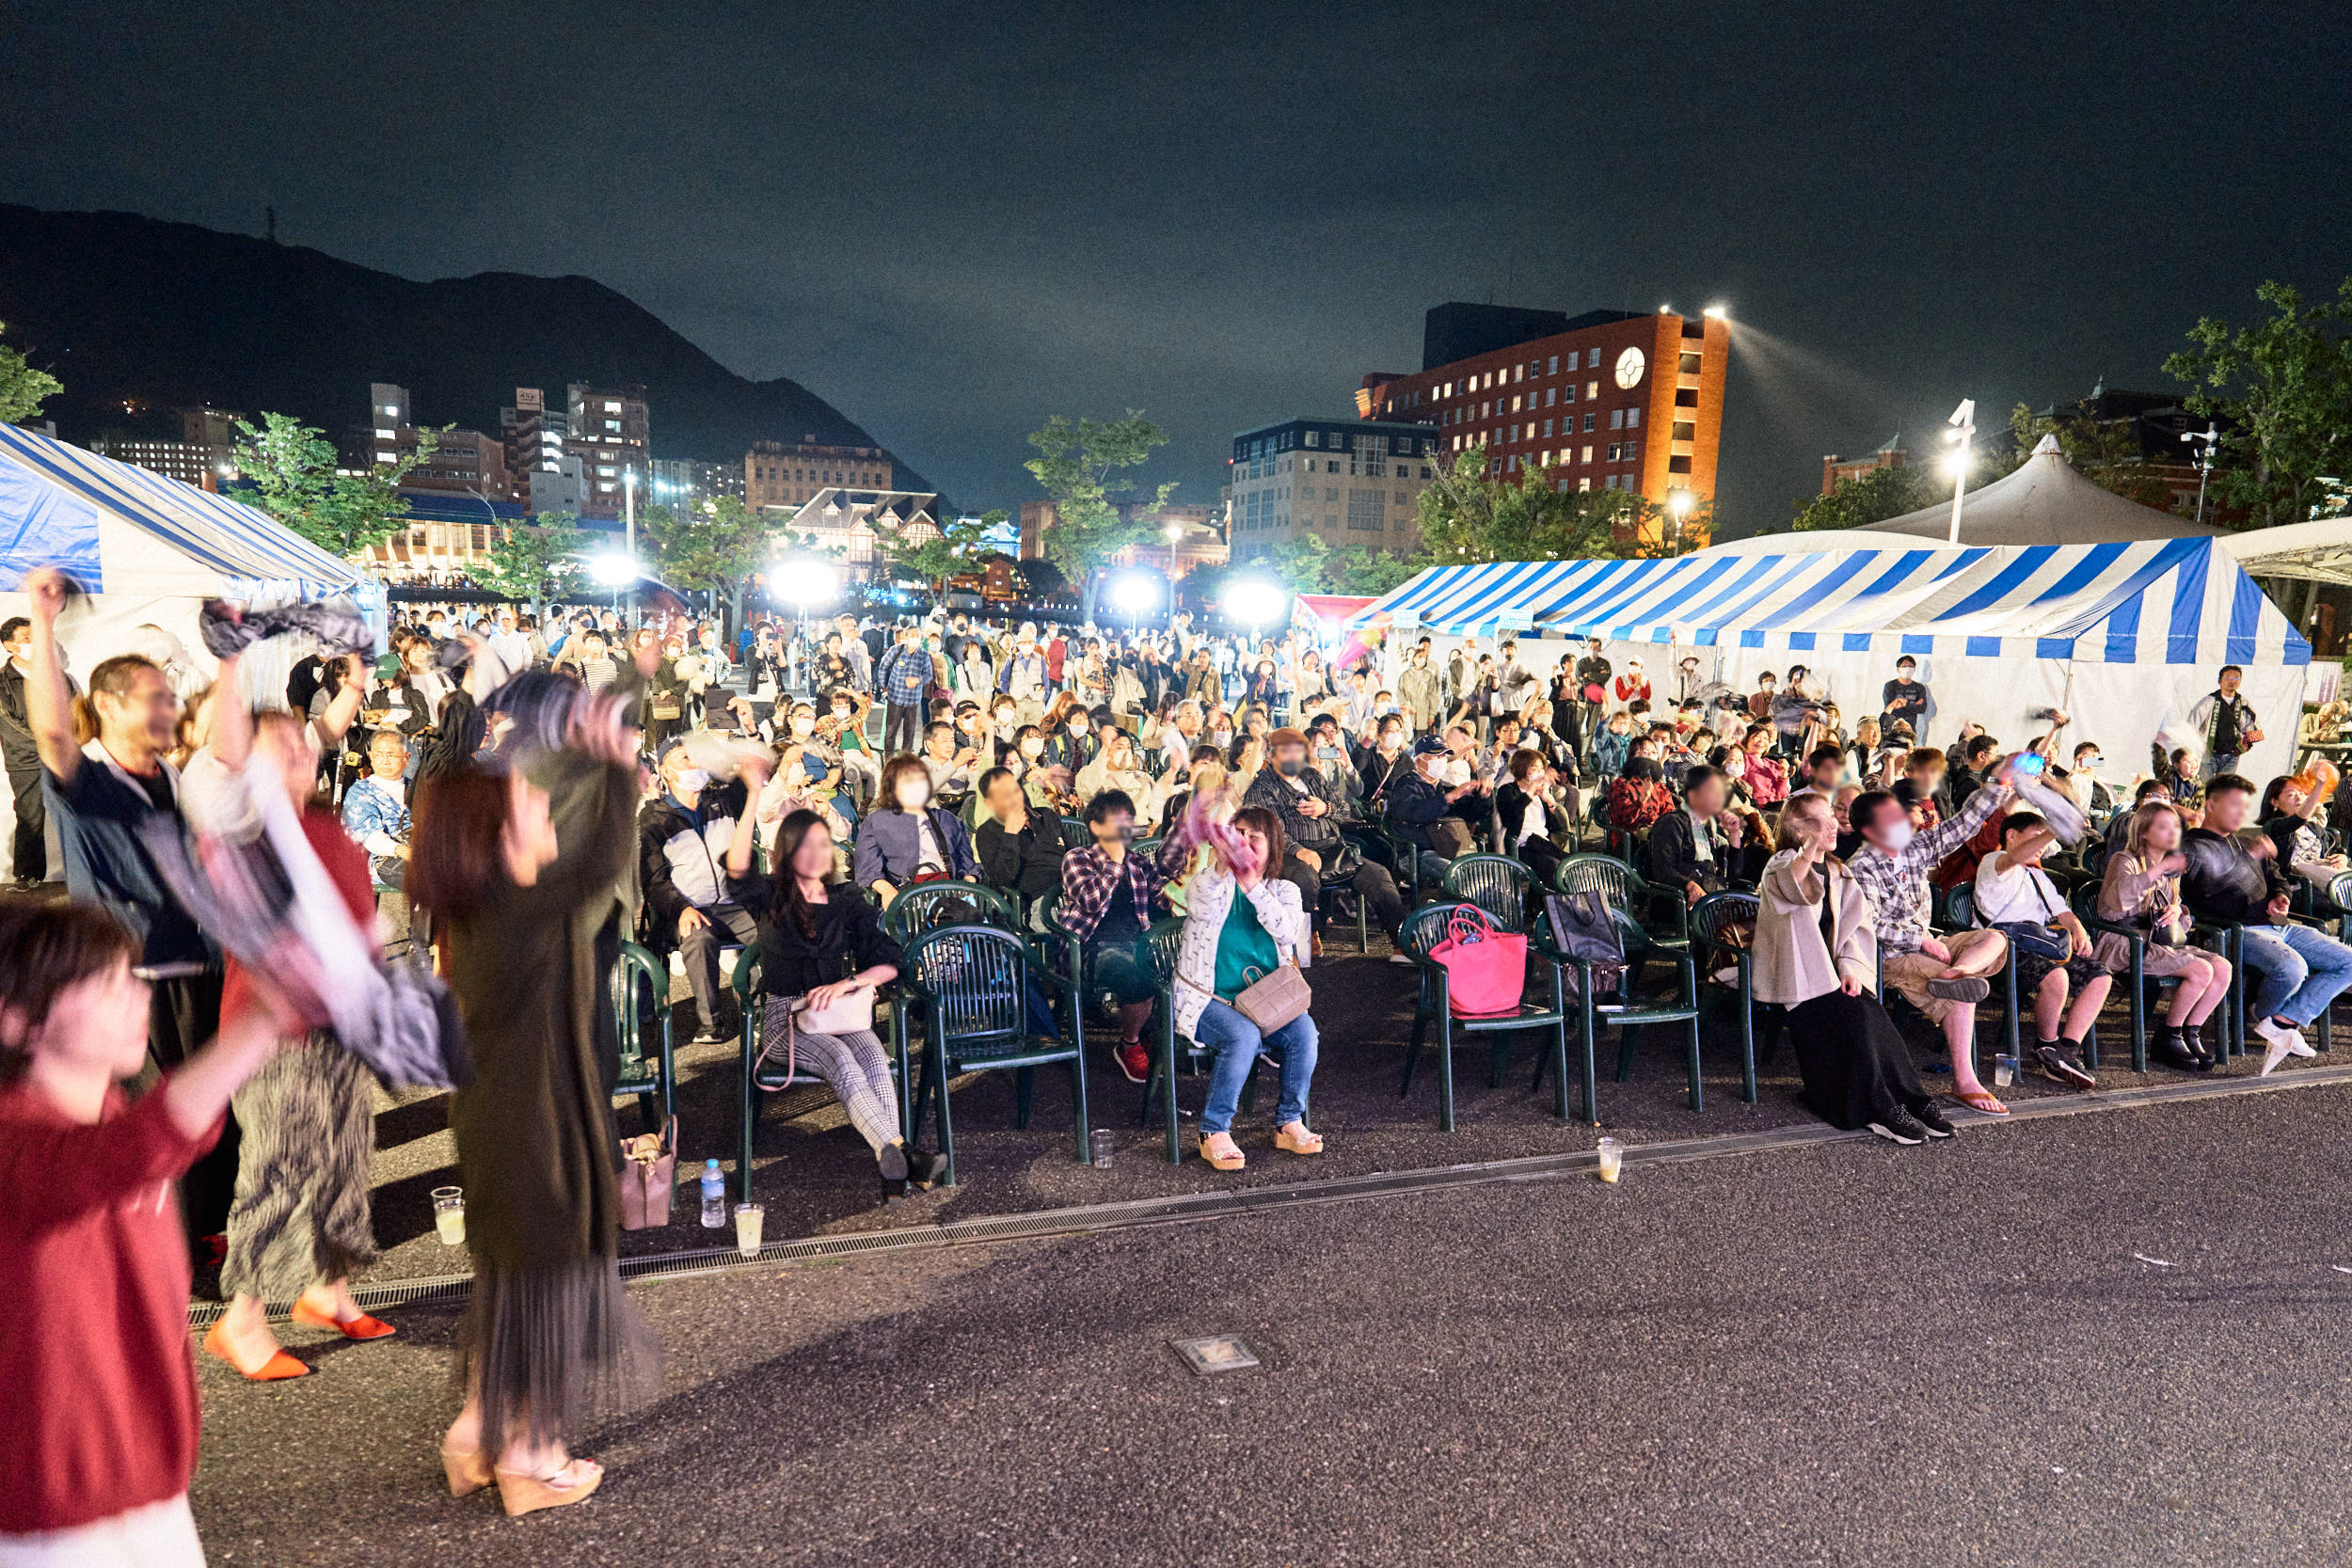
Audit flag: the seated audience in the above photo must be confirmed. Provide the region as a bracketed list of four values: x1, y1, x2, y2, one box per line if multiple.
[975, 766, 1069, 909]
[1973, 811, 2109, 1089]
[2095, 800, 2233, 1071]
[852, 754, 977, 909]
[1055, 789, 1176, 1082]
[1647, 764, 1750, 905]
[1244, 727, 1410, 963]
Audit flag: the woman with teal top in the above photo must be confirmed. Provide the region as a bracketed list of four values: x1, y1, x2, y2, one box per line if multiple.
[1168, 800, 1321, 1171]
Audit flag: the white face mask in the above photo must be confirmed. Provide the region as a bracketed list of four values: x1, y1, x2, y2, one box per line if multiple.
[899, 780, 931, 811]
[1878, 819, 1915, 853]
[1021, 738, 1044, 757]
[673, 767, 710, 794]
[1069, 719, 1089, 736]
[790, 716, 815, 736]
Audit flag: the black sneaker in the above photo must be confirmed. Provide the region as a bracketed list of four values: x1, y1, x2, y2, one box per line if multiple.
[1867, 1108, 1929, 1145]
[1924, 974, 1991, 1004]
[2033, 1042, 2096, 1089]
[1910, 1101, 1958, 1140]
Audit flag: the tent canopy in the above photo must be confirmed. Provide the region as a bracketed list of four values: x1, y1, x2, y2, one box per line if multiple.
[1349, 536, 2307, 669]
[0, 421, 375, 604]
[1866, 435, 2227, 546]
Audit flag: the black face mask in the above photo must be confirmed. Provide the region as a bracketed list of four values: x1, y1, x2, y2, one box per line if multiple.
[1276, 757, 1305, 778]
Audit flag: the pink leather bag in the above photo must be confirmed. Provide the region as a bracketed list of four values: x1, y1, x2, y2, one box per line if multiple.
[1429, 905, 1527, 1017]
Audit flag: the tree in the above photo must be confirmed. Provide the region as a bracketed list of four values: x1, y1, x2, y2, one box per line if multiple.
[1322, 544, 1423, 597]
[0, 321, 61, 425]
[233, 411, 436, 556]
[2165, 277, 2352, 531]
[1014, 556, 1069, 596]
[1414, 444, 1692, 562]
[1024, 412, 1176, 626]
[644, 497, 778, 635]
[1998, 401, 2174, 510]
[1788, 463, 1946, 531]
[877, 508, 1008, 590]
[480, 514, 587, 611]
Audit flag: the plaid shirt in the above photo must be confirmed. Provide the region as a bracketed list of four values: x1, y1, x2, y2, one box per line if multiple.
[1847, 782, 2008, 953]
[878, 643, 931, 706]
[1057, 840, 1179, 942]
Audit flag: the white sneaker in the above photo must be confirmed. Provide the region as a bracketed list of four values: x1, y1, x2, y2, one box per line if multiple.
[2251, 1016, 2308, 1075]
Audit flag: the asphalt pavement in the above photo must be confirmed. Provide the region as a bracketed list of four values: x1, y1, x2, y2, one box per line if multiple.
[193, 1080, 2352, 1567]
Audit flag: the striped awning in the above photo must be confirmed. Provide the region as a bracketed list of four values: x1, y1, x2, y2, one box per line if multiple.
[1349, 539, 2310, 667]
[0, 421, 377, 604]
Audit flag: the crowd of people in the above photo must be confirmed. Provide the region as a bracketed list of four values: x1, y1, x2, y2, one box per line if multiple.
[9, 570, 2352, 1560]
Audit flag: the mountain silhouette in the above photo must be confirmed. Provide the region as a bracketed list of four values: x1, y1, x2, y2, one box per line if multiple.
[0, 203, 927, 493]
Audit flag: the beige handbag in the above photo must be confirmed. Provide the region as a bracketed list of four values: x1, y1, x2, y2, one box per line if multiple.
[618, 1117, 677, 1229]
[1233, 960, 1311, 1035]
[754, 984, 875, 1089]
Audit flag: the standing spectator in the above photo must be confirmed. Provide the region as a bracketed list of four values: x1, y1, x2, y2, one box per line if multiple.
[0, 898, 288, 1564]
[875, 626, 931, 757]
[2188, 664, 2263, 779]
[0, 615, 46, 884]
[342, 727, 414, 898]
[1572, 639, 1612, 734]
[1612, 656, 1651, 708]
[1880, 654, 1930, 734]
[1000, 634, 1049, 725]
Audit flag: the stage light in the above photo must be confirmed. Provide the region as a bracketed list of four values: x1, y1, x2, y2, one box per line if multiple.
[1112, 572, 1161, 613]
[1702, 305, 1728, 320]
[590, 554, 636, 586]
[776, 559, 840, 606]
[1225, 577, 1287, 627]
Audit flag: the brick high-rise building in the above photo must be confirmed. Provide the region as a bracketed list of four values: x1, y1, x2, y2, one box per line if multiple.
[1357, 302, 1729, 547]
[1821, 432, 1908, 495]
[745, 439, 893, 513]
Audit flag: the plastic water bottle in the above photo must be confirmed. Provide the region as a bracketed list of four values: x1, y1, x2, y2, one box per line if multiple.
[699, 1159, 726, 1227]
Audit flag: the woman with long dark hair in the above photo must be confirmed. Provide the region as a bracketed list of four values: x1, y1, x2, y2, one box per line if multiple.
[409, 708, 657, 1517]
[723, 782, 942, 1193]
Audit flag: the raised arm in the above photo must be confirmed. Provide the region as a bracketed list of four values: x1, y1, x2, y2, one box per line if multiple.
[20, 567, 80, 782]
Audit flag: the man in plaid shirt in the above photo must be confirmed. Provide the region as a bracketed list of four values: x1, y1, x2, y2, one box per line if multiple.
[1849, 761, 2016, 1115]
[875, 625, 932, 757]
[1057, 789, 1186, 1082]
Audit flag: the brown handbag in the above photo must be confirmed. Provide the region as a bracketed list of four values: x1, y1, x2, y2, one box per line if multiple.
[618, 1117, 677, 1229]
[1233, 960, 1311, 1035]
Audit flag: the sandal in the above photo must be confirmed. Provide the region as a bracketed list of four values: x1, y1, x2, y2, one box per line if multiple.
[1953, 1087, 2010, 1117]
[1274, 1121, 1325, 1156]
[1199, 1132, 1246, 1171]
[440, 1438, 494, 1498]
[493, 1457, 604, 1518]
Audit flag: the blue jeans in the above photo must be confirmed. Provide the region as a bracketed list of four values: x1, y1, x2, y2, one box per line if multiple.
[2237, 923, 2352, 1027]
[1193, 999, 1318, 1134]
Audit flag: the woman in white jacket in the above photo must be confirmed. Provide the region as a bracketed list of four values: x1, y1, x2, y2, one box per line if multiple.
[1169, 800, 1322, 1170]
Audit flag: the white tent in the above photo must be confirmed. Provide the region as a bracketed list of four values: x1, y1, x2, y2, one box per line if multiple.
[1349, 535, 2310, 781]
[1865, 435, 2229, 546]
[0, 421, 381, 689]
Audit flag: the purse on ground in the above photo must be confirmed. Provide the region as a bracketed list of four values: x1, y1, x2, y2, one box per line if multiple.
[619, 1117, 677, 1230]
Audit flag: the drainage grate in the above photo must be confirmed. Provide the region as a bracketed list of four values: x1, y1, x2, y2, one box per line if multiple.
[190, 1061, 2352, 1328]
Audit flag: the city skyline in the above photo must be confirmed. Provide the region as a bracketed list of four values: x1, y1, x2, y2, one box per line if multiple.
[2, 3, 2347, 536]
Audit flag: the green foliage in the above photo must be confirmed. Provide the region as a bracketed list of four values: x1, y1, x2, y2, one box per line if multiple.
[1321, 544, 1423, 597]
[0, 321, 61, 425]
[2165, 277, 2352, 531]
[878, 508, 1007, 588]
[232, 412, 436, 556]
[1015, 556, 1070, 595]
[1414, 444, 1697, 561]
[1788, 464, 1946, 531]
[1024, 412, 1175, 623]
[644, 497, 773, 598]
[480, 514, 587, 607]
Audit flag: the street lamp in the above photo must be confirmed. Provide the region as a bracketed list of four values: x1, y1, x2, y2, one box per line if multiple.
[1163, 520, 1184, 578]
[622, 468, 638, 562]
[1667, 486, 1694, 552]
[1943, 398, 1977, 545]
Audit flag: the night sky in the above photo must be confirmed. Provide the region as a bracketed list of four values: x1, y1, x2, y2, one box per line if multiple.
[4, 3, 2347, 535]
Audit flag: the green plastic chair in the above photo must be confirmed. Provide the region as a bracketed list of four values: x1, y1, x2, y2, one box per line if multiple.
[1577, 894, 1706, 1112]
[2069, 881, 2173, 1072]
[1556, 850, 1691, 958]
[1441, 854, 1535, 931]
[1138, 914, 1259, 1163]
[1396, 901, 1574, 1130]
[1689, 892, 1770, 1104]
[610, 941, 676, 1136]
[881, 880, 1020, 946]
[730, 945, 914, 1205]
[901, 924, 1090, 1187]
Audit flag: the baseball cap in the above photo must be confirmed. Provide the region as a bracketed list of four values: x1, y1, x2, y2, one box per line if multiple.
[1412, 736, 1450, 757]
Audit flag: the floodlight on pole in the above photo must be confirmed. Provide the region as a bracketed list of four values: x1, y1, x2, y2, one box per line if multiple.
[1943, 399, 1977, 545]
[1225, 576, 1288, 631]
[1702, 304, 1728, 320]
[776, 559, 840, 607]
[590, 554, 636, 587]
[622, 468, 638, 561]
[1111, 571, 1160, 614]
[1666, 486, 1695, 551]
[2182, 424, 2220, 528]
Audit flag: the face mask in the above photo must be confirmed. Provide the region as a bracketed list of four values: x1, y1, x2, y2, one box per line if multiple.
[673, 767, 710, 793]
[1212, 727, 1232, 744]
[899, 781, 931, 811]
[1879, 820, 1915, 852]
[1021, 738, 1044, 757]
[1276, 757, 1304, 778]
[1381, 734, 1402, 750]
[790, 716, 815, 736]
[1069, 719, 1089, 736]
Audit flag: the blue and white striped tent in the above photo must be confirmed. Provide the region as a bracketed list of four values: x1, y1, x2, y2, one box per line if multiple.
[1352, 539, 2311, 778]
[0, 421, 382, 691]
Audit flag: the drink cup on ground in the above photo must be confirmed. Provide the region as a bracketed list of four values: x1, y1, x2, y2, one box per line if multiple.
[1596, 1137, 1624, 1183]
[432, 1186, 466, 1244]
[734, 1203, 763, 1258]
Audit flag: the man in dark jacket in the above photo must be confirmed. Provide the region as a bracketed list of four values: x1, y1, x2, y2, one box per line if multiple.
[1385, 737, 1470, 885]
[639, 740, 758, 1041]
[0, 615, 45, 883]
[975, 767, 1069, 906]
[2185, 772, 2352, 1069]
[1244, 727, 1409, 962]
[1645, 765, 1749, 904]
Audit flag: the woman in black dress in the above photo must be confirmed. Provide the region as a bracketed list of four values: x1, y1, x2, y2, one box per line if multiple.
[1753, 794, 1956, 1145]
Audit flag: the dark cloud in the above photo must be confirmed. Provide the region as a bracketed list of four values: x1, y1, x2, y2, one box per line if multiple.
[3, 1, 2347, 531]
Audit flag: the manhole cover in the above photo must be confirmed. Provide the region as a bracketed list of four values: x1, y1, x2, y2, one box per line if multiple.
[1170, 1335, 1261, 1375]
